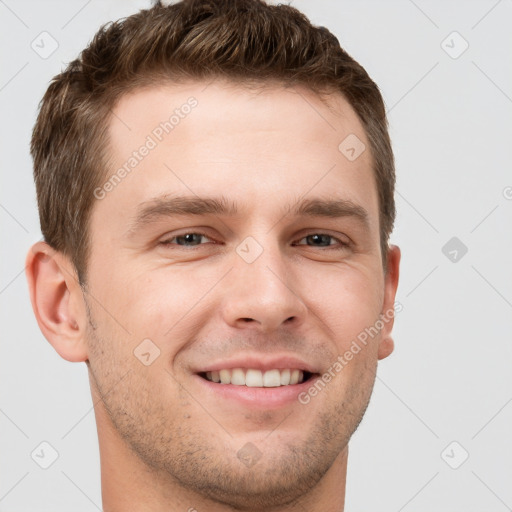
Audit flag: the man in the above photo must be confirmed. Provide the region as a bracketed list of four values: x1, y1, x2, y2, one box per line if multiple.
[26, 0, 400, 510]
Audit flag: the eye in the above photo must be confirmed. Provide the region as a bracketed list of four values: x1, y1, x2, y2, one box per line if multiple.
[160, 232, 214, 247]
[158, 231, 349, 250]
[294, 233, 348, 249]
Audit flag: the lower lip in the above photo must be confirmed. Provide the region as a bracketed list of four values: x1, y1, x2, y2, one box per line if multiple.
[193, 374, 316, 409]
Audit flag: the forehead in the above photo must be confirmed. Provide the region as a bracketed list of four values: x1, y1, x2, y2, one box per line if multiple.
[92, 81, 379, 236]
[109, 80, 367, 160]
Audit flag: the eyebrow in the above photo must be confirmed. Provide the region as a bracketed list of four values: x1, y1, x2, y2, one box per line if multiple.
[125, 194, 370, 237]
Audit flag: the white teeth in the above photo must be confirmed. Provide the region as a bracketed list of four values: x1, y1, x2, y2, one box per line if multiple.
[204, 368, 308, 387]
[289, 369, 300, 385]
[231, 368, 245, 385]
[219, 369, 231, 384]
[245, 369, 263, 387]
[263, 369, 281, 387]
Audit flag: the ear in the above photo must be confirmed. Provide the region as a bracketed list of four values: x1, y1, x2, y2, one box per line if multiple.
[377, 244, 401, 360]
[25, 241, 89, 362]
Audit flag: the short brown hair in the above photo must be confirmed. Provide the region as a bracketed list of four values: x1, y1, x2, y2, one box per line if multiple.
[31, 0, 395, 284]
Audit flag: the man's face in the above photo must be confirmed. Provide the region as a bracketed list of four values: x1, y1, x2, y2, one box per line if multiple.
[84, 81, 398, 507]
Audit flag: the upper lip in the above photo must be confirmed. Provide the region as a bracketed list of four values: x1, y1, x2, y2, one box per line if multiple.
[193, 354, 319, 374]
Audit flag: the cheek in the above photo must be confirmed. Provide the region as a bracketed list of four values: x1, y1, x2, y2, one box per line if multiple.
[299, 262, 383, 346]
[92, 263, 224, 348]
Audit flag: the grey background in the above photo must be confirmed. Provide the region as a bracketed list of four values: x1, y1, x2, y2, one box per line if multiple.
[1, 0, 511, 510]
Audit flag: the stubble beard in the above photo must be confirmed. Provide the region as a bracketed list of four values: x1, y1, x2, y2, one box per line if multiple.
[84, 299, 377, 510]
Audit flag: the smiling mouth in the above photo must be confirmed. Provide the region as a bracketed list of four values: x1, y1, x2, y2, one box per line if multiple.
[198, 368, 315, 387]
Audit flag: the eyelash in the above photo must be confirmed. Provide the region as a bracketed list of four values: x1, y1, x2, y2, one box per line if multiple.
[159, 232, 350, 250]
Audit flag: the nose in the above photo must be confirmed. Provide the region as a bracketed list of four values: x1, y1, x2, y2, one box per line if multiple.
[220, 240, 308, 333]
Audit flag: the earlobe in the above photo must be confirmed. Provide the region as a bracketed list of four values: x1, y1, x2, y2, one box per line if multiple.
[377, 336, 394, 360]
[25, 241, 89, 363]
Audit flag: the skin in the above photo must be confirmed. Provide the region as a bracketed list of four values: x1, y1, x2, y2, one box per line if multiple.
[26, 81, 400, 512]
